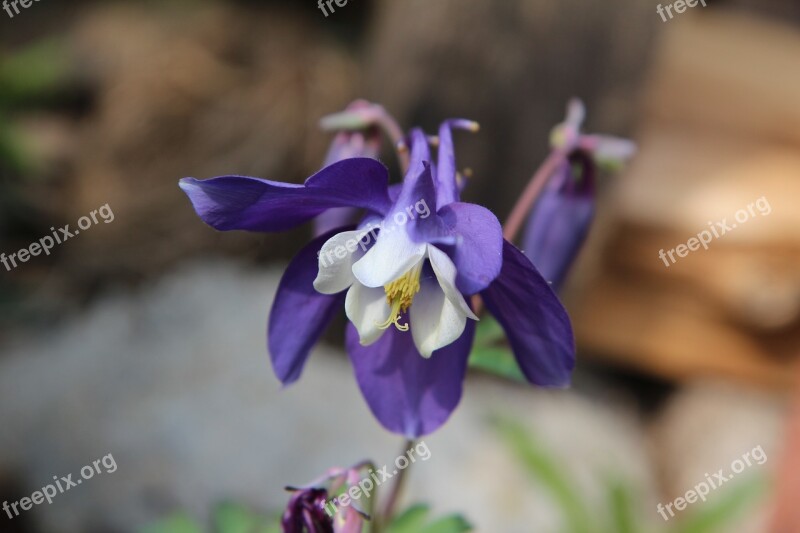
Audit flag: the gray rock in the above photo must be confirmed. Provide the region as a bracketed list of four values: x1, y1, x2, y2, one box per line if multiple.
[0, 260, 653, 532]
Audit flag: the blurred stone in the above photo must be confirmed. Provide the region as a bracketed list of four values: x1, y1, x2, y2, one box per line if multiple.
[0, 261, 653, 532]
[651, 381, 786, 532]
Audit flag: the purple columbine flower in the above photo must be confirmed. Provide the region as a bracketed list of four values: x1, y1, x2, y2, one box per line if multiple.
[179, 114, 575, 437]
[282, 487, 335, 533]
[523, 99, 635, 291]
[283, 467, 367, 533]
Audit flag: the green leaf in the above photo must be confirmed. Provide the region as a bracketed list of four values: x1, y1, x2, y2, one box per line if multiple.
[138, 513, 203, 533]
[0, 39, 71, 107]
[606, 478, 638, 533]
[468, 345, 526, 382]
[386, 504, 432, 533]
[673, 474, 767, 533]
[474, 315, 505, 345]
[213, 501, 263, 533]
[469, 317, 525, 381]
[494, 418, 592, 533]
[419, 514, 473, 533]
[386, 504, 472, 533]
[0, 118, 34, 174]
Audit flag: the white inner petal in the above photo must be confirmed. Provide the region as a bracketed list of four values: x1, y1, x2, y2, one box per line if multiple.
[410, 277, 468, 358]
[352, 229, 426, 288]
[345, 282, 391, 346]
[313, 229, 372, 294]
[426, 245, 479, 320]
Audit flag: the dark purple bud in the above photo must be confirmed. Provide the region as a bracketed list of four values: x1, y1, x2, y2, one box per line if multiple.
[281, 487, 334, 533]
[522, 150, 596, 291]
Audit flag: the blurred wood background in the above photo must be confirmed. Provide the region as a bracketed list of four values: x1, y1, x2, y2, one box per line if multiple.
[572, 11, 800, 388]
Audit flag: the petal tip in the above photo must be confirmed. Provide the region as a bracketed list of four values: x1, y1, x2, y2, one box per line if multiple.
[178, 177, 199, 192]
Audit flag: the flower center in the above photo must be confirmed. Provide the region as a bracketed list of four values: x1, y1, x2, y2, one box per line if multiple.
[376, 261, 423, 332]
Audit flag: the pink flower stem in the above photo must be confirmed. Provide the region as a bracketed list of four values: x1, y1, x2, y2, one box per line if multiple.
[374, 106, 410, 173]
[501, 147, 569, 243]
[472, 148, 568, 316]
[376, 439, 415, 532]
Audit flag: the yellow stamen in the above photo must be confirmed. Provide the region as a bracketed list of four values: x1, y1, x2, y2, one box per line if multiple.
[376, 262, 423, 331]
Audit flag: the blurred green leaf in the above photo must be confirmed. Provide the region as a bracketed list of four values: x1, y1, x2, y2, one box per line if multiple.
[386, 504, 432, 533]
[606, 478, 638, 533]
[0, 39, 71, 107]
[139, 513, 203, 533]
[474, 315, 505, 345]
[495, 418, 592, 533]
[140, 504, 281, 533]
[213, 502, 263, 533]
[0, 118, 34, 173]
[419, 514, 473, 533]
[386, 504, 472, 533]
[672, 475, 767, 533]
[468, 345, 526, 382]
[469, 317, 525, 382]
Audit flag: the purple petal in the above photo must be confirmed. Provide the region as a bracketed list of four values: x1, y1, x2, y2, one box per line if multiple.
[406, 127, 432, 179]
[480, 240, 575, 387]
[564, 98, 586, 130]
[314, 207, 360, 238]
[313, 129, 382, 237]
[407, 202, 503, 295]
[268, 228, 351, 384]
[436, 122, 458, 207]
[345, 320, 475, 437]
[389, 129, 434, 218]
[386, 136, 444, 246]
[522, 153, 595, 291]
[435, 119, 479, 207]
[179, 158, 392, 232]
[438, 202, 502, 294]
[323, 130, 382, 167]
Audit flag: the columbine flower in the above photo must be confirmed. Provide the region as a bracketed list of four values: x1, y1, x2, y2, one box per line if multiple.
[179, 111, 575, 437]
[283, 468, 367, 533]
[523, 99, 635, 290]
[282, 487, 334, 533]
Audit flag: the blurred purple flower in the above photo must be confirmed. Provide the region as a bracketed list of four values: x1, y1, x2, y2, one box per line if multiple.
[523, 99, 635, 290]
[282, 487, 334, 533]
[283, 467, 367, 533]
[179, 114, 575, 437]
